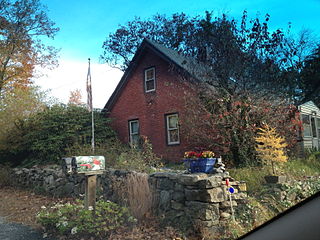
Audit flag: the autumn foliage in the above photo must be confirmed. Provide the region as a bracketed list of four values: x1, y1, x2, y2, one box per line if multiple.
[181, 92, 301, 167]
[255, 124, 288, 174]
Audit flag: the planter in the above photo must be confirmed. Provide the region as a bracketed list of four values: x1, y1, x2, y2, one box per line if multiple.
[264, 175, 287, 184]
[184, 158, 217, 173]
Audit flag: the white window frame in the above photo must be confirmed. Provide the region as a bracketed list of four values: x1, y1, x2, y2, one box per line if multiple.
[129, 120, 139, 146]
[302, 114, 312, 137]
[144, 67, 156, 92]
[166, 113, 180, 145]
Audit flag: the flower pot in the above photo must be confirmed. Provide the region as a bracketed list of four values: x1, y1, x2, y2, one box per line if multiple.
[184, 158, 216, 173]
[264, 175, 287, 184]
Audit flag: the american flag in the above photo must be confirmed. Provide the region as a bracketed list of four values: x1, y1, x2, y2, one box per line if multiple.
[86, 58, 92, 112]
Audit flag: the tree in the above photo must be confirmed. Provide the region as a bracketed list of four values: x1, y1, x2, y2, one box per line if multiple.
[0, 0, 59, 93]
[300, 45, 320, 106]
[255, 124, 288, 175]
[101, 11, 309, 166]
[0, 85, 45, 141]
[101, 11, 313, 98]
[182, 91, 300, 166]
[101, 13, 197, 71]
[68, 89, 83, 105]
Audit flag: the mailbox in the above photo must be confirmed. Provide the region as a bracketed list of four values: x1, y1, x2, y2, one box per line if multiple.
[62, 156, 105, 174]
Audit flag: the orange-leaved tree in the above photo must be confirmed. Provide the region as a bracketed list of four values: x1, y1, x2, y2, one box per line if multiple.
[255, 124, 288, 175]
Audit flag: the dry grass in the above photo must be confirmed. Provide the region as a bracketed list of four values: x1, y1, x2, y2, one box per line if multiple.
[126, 173, 154, 220]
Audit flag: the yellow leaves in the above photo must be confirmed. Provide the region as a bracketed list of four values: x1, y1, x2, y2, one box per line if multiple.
[255, 124, 288, 167]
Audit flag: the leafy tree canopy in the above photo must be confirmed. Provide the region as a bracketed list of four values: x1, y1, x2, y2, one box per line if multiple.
[300, 44, 320, 106]
[0, 0, 59, 93]
[102, 11, 317, 101]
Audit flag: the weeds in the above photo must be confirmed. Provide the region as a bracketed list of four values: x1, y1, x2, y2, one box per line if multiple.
[37, 200, 136, 239]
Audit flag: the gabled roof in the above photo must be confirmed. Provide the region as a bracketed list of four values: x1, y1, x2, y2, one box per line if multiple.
[102, 39, 206, 112]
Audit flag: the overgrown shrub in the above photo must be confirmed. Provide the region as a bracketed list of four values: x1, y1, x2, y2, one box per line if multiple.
[182, 92, 301, 167]
[113, 136, 163, 172]
[1, 104, 116, 166]
[37, 200, 136, 239]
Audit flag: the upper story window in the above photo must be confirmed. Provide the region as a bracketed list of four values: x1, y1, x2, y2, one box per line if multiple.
[129, 119, 139, 147]
[144, 67, 156, 92]
[166, 113, 180, 145]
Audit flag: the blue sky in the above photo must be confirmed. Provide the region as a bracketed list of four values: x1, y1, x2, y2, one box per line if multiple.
[36, 0, 320, 108]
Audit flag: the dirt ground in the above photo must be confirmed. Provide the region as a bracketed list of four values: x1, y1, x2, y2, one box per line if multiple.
[0, 187, 191, 240]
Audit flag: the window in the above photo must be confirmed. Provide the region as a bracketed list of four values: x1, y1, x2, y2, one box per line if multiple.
[311, 117, 317, 138]
[166, 113, 180, 145]
[144, 67, 155, 92]
[129, 120, 139, 146]
[302, 114, 311, 137]
[317, 118, 320, 139]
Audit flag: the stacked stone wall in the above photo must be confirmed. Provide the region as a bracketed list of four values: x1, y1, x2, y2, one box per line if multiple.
[10, 166, 246, 234]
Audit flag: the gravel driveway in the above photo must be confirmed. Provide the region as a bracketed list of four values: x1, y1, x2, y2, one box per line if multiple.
[0, 216, 55, 240]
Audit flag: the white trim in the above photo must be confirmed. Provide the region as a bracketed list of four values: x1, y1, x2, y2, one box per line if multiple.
[144, 67, 156, 92]
[166, 114, 180, 145]
[129, 120, 139, 146]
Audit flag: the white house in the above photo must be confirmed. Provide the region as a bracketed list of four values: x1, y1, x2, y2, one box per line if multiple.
[298, 101, 320, 150]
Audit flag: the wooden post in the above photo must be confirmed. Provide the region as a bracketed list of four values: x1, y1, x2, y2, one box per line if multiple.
[85, 174, 97, 211]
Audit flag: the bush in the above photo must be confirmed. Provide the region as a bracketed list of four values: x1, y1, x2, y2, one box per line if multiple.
[37, 200, 136, 239]
[113, 136, 163, 172]
[1, 104, 116, 166]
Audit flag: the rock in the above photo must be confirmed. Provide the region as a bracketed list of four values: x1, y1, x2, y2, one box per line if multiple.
[159, 190, 171, 210]
[157, 178, 174, 190]
[220, 200, 237, 208]
[171, 201, 184, 210]
[185, 201, 219, 222]
[44, 175, 55, 186]
[185, 187, 225, 203]
[172, 191, 185, 202]
[220, 212, 231, 219]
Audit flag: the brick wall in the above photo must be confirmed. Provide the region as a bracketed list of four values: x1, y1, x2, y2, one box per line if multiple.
[109, 49, 196, 161]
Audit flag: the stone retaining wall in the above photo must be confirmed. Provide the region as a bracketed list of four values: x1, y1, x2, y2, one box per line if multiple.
[10, 166, 247, 235]
[149, 172, 247, 234]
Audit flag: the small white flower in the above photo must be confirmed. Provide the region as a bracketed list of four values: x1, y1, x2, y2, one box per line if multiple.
[41, 206, 46, 209]
[71, 227, 78, 235]
[62, 221, 68, 227]
[88, 206, 93, 211]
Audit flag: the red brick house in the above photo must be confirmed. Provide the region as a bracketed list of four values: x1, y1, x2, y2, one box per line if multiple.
[103, 39, 205, 161]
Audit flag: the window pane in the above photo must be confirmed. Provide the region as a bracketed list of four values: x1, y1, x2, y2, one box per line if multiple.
[130, 121, 139, 134]
[146, 69, 154, 80]
[168, 115, 178, 129]
[169, 129, 179, 143]
[304, 125, 311, 137]
[302, 114, 310, 124]
[146, 80, 155, 91]
[302, 115, 311, 137]
[311, 117, 317, 137]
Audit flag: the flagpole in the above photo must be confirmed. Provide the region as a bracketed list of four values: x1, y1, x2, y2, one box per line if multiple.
[87, 58, 95, 153]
